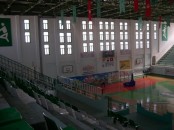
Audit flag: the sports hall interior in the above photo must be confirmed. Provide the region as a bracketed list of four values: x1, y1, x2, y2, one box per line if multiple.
[1, 0, 174, 130]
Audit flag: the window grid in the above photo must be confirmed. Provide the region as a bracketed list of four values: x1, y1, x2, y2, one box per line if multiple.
[82, 21, 86, 30]
[89, 43, 93, 52]
[111, 32, 114, 40]
[89, 32, 93, 41]
[43, 32, 49, 42]
[66, 20, 71, 29]
[67, 33, 71, 42]
[44, 45, 50, 55]
[99, 21, 103, 30]
[60, 45, 65, 55]
[111, 42, 115, 50]
[67, 45, 72, 54]
[89, 21, 93, 30]
[106, 42, 109, 50]
[83, 32, 87, 41]
[59, 20, 64, 30]
[100, 42, 104, 51]
[25, 32, 30, 43]
[24, 19, 29, 30]
[105, 22, 109, 30]
[147, 41, 150, 48]
[111, 22, 114, 30]
[43, 20, 48, 30]
[100, 32, 104, 40]
[105, 32, 109, 40]
[59, 33, 64, 43]
[83, 43, 87, 52]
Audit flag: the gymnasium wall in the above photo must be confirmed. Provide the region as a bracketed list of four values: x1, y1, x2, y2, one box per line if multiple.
[0, 15, 174, 78]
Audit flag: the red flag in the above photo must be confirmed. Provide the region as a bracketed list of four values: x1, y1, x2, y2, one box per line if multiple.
[88, 0, 92, 21]
[145, 0, 151, 17]
[159, 16, 162, 28]
[134, 0, 138, 12]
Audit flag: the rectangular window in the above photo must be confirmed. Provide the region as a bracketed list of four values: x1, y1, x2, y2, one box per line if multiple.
[125, 42, 128, 50]
[60, 45, 65, 55]
[59, 20, 63, 29]
[147, 23, 149, 30]
[25, 32, 30, 43]
[24, 19, 29, 30]
[89, 43, 93, 52]
[106, 42, 109, 50]
[111, 42, 115, 50]
[83, 43, 87, 52]
[99, 21, 103, 30]
[43, 20, 48, 30]
[59, 33, 64, 43]
[111, 32, 114, 40]
[147, 32, 149, 39]
[147, 41, 150, 48]
[100, 42, 104, 51]
[89, 32, 93, 41]
[136, 41, 139, 49]
[154, 24, 157, 31]
[83, 32, 87, 41]
[105, 32, 109, 40]
[120, 32, 123, 40]
[124, 22, 128, 30]
[82, 21, 86, 30]
[44, 44, 49, 55]
[66, 20, 71, 29]
[120, 42, 124, 50]
[100, 32, 104, 40]
[105, 22, 109, 30]
[43, 32, 48, 42]
[89, 21, 93, 30]
[140, 32, 143, 39]
[135, 23, 138, 30]
[120, 22, 123, 30]
[67, 33, 71, 42]
[125, 32, 128, 40]
[140, 41, 143, 48]
[136, 32, 138, 39]
[111, 22, 114, 30]
[154, 32, 157, 39]
[67, 45, 72, 54]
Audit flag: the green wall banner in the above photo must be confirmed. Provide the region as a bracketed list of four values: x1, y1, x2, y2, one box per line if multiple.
[162, 23, 168, 41]
[0, 18, 12, 46]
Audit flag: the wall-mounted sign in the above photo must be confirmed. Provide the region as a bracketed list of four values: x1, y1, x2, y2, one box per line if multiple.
[62, 65, 73, 73]
[120, 60, 131, 70]
[162, 23, 168, 41]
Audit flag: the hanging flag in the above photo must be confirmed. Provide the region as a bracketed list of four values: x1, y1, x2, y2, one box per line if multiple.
[138, 17, 143, 30]
[151, 0, 158, 5]
[162, 23, 168, 41]
[72, 5, 76, 23]
[119, 0, 125, 14]
[145, 0, 151, 17]
[158, 16, 162, 28]
[166, 16, 170, 27]
[60, 10, 64, 25]
[97, 0, 101, 18]
[134, 0, 138, 12]
[88, 0, 92, 21]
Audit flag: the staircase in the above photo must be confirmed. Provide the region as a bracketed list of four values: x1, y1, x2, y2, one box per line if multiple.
[157, 45, 174, 66]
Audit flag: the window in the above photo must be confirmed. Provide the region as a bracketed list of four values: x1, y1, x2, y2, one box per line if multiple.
[67, 45, 72, 54]
[60, 45, 65, 55]
[105, 22, 109, 30]
[147, 32, 149, 39]
[136, 41, 139, 49]
[100, 32, 104, 40]
[100, 42, 104, 51]
[43, 20, 48, 30]
[89, 21, 93, 30]
[120, 22, 123, 30]
[147, 41, 150, 48]
[120, 42, 124, 50]
[83, 32, 87, 41]
[154, 32, 157, 39]
[125, 42, 128, 49]
[24, 19, 29, 30]
[125, 32, 128, 40]
[105, 32, 109, 40]
[111, 42, 115, 50]
[111, 22, 114, 30]
[136, 32, 138, 39]
[59, 20, 64, 29]
[83, 43, 87, 52]
[147, 23, 149, 30]
[67, 33, 71, 42]
[154, 24, 157, 31]
[25, 32, 30, 43]
[135, 23, 138, 30]
[140, 41, 143, 48]
[89, 43, 93, 52]
[124, 22, 128, 30]
[66, 20, 71, 29]
[111, 32, 114, 40]
[99, 21, 103, 30]
[82, 21, 86, 30]
[43, 32, 48, 42]
[59, 33, 64, 43]
[106, 42, 109, 50]
[140, 32, 143, 39]
[89, 32, 93, 41]
[120, 32, 123, 40]
[44, 45, 49, 55]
